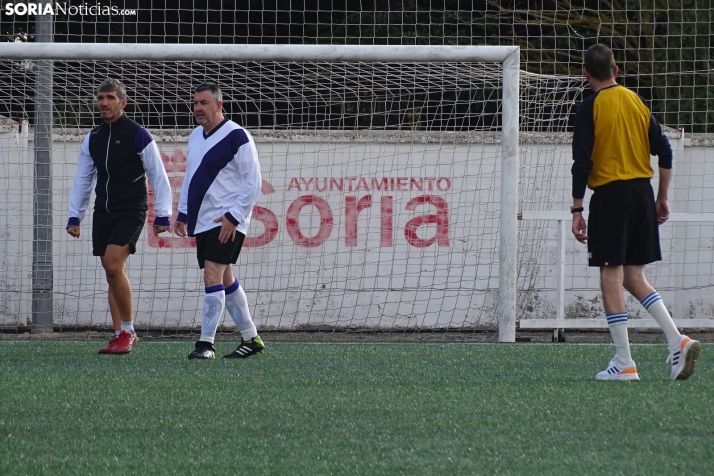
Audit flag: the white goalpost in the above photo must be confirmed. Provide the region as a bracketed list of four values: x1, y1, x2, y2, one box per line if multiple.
[0, 43, 523, 341]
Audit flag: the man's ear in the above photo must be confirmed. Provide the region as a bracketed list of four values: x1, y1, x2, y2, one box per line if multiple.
[612, 65, 619, 80]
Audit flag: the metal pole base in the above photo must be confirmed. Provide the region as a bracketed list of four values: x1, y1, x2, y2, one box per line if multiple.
[31, 293, 54, 334]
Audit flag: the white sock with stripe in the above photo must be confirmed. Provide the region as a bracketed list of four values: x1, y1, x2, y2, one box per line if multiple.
[120, 320, 135, 335]
[640, 292, 681, 350]
[224, 279, 258, 340]
[606, 312, 632, 364]
[200, 285, 225, 344]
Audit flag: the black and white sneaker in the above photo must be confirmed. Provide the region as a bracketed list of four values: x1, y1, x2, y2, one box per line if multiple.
[595, 356, 639, 381]
[223, 336, 265, 359]
[188, 341, 216, 360]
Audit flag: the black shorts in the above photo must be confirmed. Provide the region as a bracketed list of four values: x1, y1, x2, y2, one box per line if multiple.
[92, 210, 147, 256]
[195, 226, 246, 269]
[587, 178, 661, 267]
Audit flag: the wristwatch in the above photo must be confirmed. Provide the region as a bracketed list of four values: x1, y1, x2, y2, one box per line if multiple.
[570, 206, 584, 214]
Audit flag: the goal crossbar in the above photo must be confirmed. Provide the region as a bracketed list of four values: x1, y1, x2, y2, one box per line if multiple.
[0, 43, 518, 63]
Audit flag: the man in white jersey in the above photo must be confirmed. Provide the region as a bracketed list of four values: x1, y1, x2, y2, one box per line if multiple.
[174, 83, 264, 360]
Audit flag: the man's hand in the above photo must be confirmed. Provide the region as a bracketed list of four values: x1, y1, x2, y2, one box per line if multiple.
[656, 198, 670, 225]
[153, 225, 169, 235]
[174, 220, 187, 238]
[67, 226, 80, 238]
[213, 215, 237, 244]
[572, 214, 588, 244]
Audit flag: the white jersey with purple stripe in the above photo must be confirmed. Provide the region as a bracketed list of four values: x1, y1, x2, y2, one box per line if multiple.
[177, 119, 262, 237]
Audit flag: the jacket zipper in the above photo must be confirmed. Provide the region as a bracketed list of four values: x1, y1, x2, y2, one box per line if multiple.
[105, 122, 111, 213]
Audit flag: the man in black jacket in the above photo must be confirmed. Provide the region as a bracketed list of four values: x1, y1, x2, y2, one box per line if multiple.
[67, 79, 172, 354]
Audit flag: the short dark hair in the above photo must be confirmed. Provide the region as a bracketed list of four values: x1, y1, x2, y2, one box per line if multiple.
[194, 83, 222, 104]
[584, 44, 617, 81]
[97, 78, 127, 100]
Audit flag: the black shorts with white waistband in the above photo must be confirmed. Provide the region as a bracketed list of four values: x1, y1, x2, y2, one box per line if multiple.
[587, 178, 661, 267]
[195, 226, 246, 269]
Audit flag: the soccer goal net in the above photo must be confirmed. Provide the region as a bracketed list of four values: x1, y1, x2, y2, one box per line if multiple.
[0, 43, 586, 340]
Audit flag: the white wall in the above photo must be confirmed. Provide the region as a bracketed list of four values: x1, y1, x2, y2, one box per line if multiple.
[0, 122, 33, 327]
[1, 129, 712, 329]
[515, 134, 714, 323]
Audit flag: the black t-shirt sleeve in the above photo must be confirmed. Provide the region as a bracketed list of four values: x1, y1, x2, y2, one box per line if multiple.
[571, 97, 595, 199]
[648, 114, 673, 169]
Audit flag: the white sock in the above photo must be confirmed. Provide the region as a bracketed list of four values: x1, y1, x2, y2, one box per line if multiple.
[606, 313, 632, 364]
[120, 321, 135, 335]
[225, 280, 258, 340]
[641, 292, 681, 349]
[200, 286, 225, 344]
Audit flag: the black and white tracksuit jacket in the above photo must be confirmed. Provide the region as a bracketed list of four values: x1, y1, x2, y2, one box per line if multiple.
[67, 113, 172, 228]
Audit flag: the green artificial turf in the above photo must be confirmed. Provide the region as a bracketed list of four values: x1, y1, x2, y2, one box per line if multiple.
[0, 341, 712, 475]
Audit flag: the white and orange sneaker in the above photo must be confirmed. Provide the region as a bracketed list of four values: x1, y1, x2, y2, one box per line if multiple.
[596, 357, 640, 381]
[667, 335, 701, 381]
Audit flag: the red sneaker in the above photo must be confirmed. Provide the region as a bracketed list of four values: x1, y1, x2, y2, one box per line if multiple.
[98, 334, 120, 354]
[103, 330, 139, 354]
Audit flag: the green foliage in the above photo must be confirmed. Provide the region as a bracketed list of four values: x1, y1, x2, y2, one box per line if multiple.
[53, 100, 96, 128]
[1, 1, 712, 131]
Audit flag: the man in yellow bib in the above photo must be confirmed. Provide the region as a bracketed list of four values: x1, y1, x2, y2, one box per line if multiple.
[571, 44, 700, 381]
